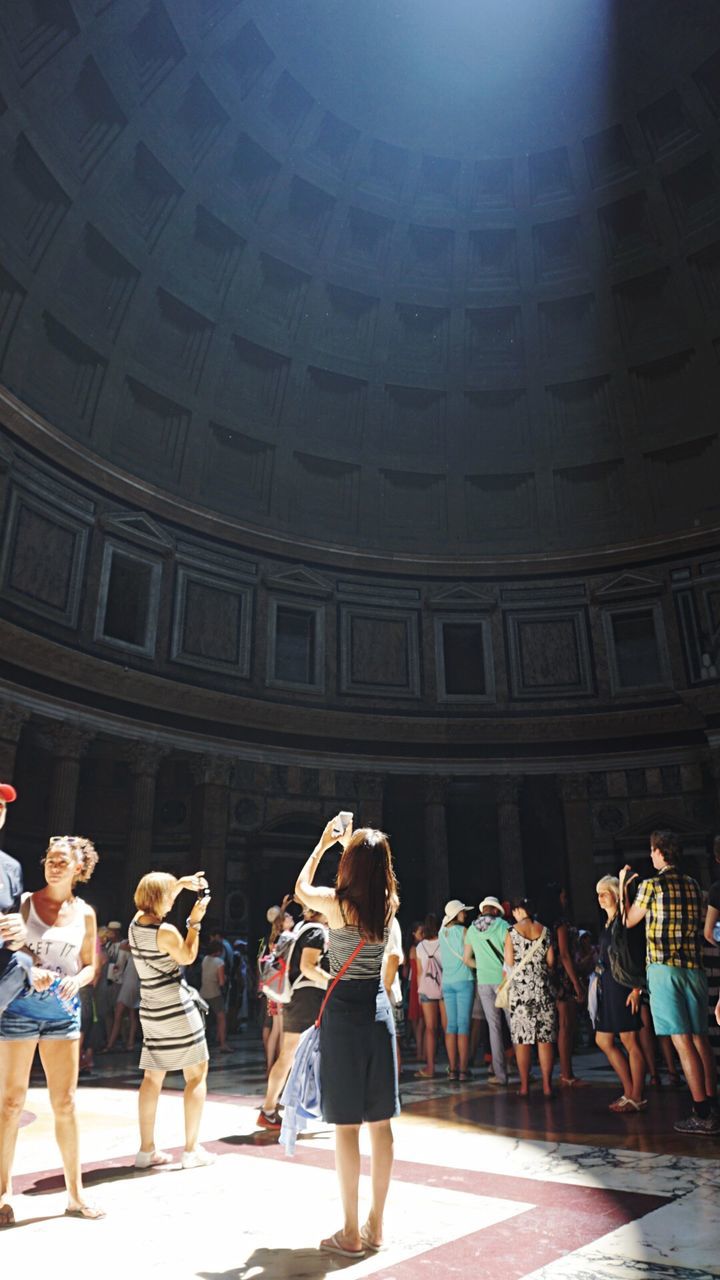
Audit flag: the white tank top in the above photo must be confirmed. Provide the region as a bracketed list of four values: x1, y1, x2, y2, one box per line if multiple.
[23, 894, 87, 976]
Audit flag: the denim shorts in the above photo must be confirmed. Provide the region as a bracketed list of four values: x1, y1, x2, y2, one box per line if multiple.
[0, 988, 81, 1040]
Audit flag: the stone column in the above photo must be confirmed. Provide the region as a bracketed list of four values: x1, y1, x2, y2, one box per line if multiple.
[558, 773, 599, 926]
[191, 755, 233, 928]
[424, 776, 450, 913]
[353, 772, 385, 829]
[123, 743, 165, 908]
[0, 701, 29, 781]
[495, 775, 526, 901]
[44, 722, 94, 838]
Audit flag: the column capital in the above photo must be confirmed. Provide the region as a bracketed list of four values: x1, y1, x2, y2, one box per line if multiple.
[424, 775, 448, 806]
[494, 775, 522, 806]
[557, 773, 590, 803]
[124, 741, 166, 779]
[0, 700, 30, 741]
[41, 720, 94, 760]
[191, 754, 234, 788]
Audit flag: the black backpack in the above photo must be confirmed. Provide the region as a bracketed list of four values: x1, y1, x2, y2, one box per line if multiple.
[608, 911, 645, 990]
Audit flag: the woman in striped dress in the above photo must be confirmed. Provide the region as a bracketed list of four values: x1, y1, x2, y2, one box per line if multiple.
[295, 818, 400, 1259]
[128, 870, 213, 1170]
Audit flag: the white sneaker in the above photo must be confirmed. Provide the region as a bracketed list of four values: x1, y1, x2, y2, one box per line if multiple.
[181, 1146, 215, 1170]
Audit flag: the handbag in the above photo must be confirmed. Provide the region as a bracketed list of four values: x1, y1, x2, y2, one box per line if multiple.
[609, 902, 645, 991]
[495, 927, 548, 1009]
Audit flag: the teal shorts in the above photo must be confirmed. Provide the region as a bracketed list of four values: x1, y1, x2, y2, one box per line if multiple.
[646, 964, 708, 1037]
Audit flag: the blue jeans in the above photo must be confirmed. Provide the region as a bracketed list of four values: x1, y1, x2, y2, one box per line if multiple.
[442, 981, 475, 1035]
[0, 951, 32, 1017]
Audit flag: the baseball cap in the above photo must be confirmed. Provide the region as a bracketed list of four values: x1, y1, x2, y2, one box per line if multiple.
[0, 784, 17, 803]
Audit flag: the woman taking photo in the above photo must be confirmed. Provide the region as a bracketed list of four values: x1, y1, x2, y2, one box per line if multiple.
[439, 900, 474, 1080]
[594, 876, 645, 1113]
[128, 869, 213, 1169]
[295, 817, 399, 1259]
[0, 835, 103, 1225]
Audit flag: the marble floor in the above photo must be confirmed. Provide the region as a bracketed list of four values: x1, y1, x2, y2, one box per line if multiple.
[2, 1033, 719, 1279]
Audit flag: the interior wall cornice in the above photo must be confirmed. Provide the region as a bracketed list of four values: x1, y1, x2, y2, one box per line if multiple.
[3, 387, 720, 580]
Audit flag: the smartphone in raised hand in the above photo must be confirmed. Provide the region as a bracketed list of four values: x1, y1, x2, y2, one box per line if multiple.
[331, 811, 353, 839]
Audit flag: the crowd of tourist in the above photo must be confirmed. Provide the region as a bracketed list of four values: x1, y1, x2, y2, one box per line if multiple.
[1, 769, 720, 1239]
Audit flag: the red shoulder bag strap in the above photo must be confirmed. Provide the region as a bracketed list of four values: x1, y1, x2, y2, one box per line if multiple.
[315, 939, 367, 1028]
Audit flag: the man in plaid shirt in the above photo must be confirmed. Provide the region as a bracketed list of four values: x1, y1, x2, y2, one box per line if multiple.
[622, 829, 719, 1136]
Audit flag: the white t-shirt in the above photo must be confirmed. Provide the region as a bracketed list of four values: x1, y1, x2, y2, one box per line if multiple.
[382, 918, 404, 1005]
[200, 954, 225, 1000]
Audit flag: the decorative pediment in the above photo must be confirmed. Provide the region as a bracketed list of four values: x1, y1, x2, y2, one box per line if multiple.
[99, 509, 175, 554]
[427, 583, 498, 611]
[613, 809, 706, 848]
[594, 572, 662, 601]
[264, 566, 333, 597]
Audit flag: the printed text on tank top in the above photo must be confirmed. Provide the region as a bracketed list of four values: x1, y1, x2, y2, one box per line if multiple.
[22, 892, 87, 976]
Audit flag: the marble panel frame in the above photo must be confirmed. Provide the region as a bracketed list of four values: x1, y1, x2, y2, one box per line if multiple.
[0, 482, 90, 629]
[434, 613, 496, 704]
[339, 604, 421, 699]
[94, 538, 163, 659]
[505, 607, 595, 701]
[170, 565, 252, 678]
[266, 596, 325, 695]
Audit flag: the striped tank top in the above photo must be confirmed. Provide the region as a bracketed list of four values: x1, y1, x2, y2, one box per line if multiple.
[328, 924, 389, 981]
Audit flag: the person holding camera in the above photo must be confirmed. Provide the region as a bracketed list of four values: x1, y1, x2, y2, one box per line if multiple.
[294, 814, 400, 1259]
[128, 870, 213, 1169]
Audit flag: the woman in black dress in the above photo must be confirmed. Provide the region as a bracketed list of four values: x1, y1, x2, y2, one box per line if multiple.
[594, 876, 645, 1113]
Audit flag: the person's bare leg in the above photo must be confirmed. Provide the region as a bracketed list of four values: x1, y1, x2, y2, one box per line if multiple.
[324, 1123, 362, 1252]
[363, 1119, 394, 1248]
[126, 1008, 138, 1052]
[39, 1038, 92, 1211]
[182, 1061, 209, 1152]
[596, 1031, 632, 1098]
[0, 1039, 36, 1215]
[265, 1014, 282, 1072]
[414, 1016, 423, 1061]
[422, 1004, 437, 1075]
[445, 1031, 458, 1074]
[538, 1041, 555, 1096]
[619, 1032, 645, 1104]
[458, 1033, 470, 1075]
[638, 1003, 656, 1079]
[671, 1033, 707, 1101]
[515, 1043, 532, 1095]
[216, 1010, 228, 1051]
[692, 1034, 717, 1097]
[262, 1032, 300, 1113]
[557, 1001, 577, 1080]
[104, 1000, 126, 1050]
[138, 1068, 166, 1153]
[659, 1034, 680, 1081]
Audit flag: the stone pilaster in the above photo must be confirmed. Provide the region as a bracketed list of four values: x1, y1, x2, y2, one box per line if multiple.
[353, 771, 385, 829]
[495, 775, 526, 901]
[558, 772, 599, 926]
[123, 743, 165, 908]
[44, 722, 94, 838]
[0, 701, 29, 781]
[423, 776, 450, 913]
[190, 755, 233, 927]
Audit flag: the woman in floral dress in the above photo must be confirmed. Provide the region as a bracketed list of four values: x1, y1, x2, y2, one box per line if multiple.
[503, 898, 556, 1098]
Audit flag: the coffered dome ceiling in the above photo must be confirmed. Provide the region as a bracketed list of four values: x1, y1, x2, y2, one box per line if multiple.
[2, 0, 720, 557]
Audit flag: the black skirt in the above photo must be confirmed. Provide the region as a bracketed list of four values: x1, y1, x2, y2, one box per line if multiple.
[319, 978, 399, 1125]
[595, 926, 642, 1035]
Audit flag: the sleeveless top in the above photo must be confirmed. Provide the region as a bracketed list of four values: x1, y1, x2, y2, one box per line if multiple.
[23, 893, 86, 976]
[328, 924, 389, 981]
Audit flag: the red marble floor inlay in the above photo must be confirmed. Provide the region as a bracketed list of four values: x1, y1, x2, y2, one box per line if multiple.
[14, 1120, 668, 1278]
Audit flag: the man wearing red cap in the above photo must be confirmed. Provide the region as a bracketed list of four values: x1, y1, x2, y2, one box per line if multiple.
[0, 784, 32, 1015]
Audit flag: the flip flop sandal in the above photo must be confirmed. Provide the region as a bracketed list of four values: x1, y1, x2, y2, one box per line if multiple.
[360, 1227, 383, 1253]
[64, 1203, 106, 1220]
[320, 1233, 365, 1258]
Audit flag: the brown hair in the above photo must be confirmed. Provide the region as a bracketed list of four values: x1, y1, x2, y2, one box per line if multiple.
[423, 913, 439, 940]
[650, 829, 681, 866]
[134, 871, 177, 915]
[47, 835, 99, 884]
[336, 828, 399, 942]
